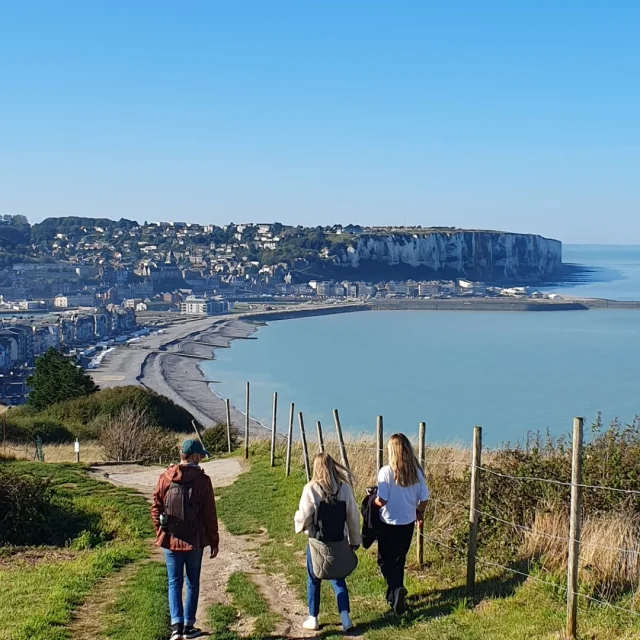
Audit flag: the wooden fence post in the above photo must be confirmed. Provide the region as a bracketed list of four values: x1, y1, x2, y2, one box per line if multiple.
[333, 409, 351, 474]
[299, 412, 311, 481]
[466, 426, 482, 598]
[376, 415, 384, 473]
[316, 421, 325, 453]
[417, 421, 426, 566]
[225, 398, 232, 453]
[244, 382, 250, 460]
[566, 417, 584, 640]
[270, 392, 278, 467]
[285, 402, 294, 476]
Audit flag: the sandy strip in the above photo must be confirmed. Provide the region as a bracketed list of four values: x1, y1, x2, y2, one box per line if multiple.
[91, 316, 271, 437]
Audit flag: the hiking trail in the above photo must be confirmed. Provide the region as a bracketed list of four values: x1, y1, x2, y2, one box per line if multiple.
[85, 459, 327, 639]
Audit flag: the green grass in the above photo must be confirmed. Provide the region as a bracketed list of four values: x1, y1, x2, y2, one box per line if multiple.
[216, 454, 640, 640]
[100, 562, 169, 640]
[226, 572, 280, 636]
[207, 604, 240, 640]
[0, 544, 146, 640]
[0, 461, 154, 640]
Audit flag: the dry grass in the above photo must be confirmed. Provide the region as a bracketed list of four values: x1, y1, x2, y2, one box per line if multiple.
[522, 508, 640, 595]
[277, 434, 478, 493]
[3, 431, 194, 465]
[2, 441, 106, 463]
[279, 435, 640, 595]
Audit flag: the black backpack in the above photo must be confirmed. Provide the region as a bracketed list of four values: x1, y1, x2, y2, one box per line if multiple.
[163, 480, 199, 544]
[315, 485, 347, 543]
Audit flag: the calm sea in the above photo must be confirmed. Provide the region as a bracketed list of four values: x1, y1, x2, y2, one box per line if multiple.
[203, 245, 640, 446]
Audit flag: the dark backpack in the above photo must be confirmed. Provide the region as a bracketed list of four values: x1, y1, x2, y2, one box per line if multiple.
[163, 480, 199, 544]
[315, 485, 347, 543]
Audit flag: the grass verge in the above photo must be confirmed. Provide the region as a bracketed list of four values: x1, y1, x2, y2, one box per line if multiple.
[216, 453, 640, 640]
[227, 572, 280, 636]
[0, 461, 154, 640]
[100, 561, 169, 640]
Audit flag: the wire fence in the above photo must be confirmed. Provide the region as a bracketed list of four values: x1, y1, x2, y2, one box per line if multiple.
[235, 391, 640, 640]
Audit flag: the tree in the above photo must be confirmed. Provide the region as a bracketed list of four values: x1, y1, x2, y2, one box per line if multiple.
[27, 348, 99, 411]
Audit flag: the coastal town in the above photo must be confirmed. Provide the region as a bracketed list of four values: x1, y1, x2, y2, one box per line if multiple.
[0, 216, 567, 404]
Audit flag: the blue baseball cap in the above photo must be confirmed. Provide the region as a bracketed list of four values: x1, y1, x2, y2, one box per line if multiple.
[181, 439, 209, 457]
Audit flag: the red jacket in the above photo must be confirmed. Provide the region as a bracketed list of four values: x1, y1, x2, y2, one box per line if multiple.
[151, 464, 219, 552]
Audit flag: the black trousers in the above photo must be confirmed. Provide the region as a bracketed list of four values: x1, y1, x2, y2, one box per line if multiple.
[377, 521, 415, 598]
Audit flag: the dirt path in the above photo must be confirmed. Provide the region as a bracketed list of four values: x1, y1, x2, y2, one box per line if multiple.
[88, 459, 321, 639]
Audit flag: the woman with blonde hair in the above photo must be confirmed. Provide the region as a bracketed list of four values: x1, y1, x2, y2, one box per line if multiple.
[294, 453, 361, 632]
[374, 433, 429, 614]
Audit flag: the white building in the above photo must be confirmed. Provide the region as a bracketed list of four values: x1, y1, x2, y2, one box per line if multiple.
[54, 294, 96, 308]
[180, 296, 229, 316]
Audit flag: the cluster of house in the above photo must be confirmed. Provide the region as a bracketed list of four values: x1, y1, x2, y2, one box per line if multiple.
[0, 305, 136, 403]
[303, 279, 488, 299]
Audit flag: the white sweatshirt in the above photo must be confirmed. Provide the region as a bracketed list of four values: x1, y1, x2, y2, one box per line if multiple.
[294, 481, 362, 546]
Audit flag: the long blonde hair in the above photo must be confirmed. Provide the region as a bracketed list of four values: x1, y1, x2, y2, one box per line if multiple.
[312, 453, 351, 495]
[388, 433, 421, 487]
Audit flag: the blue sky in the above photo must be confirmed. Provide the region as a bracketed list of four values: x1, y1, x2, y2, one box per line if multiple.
[0, 1, 638, 243]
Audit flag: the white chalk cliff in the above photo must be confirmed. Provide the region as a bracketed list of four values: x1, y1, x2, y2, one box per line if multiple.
[331, 232, 562, 280]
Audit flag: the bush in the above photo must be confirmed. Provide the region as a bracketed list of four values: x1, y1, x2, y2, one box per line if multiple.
[201, 423, 237, 455]
[99, 406, 179, 463]
[0, 466, 88, 546]
[5, 415, 73, 443]
[7, 386, 198, 443]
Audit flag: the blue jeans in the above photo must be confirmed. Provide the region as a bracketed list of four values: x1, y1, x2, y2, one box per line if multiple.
[163, 548, 204, 626]
[306, 545, 350, 617]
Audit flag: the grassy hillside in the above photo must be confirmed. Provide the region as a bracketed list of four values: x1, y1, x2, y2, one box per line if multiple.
[214, 446, 640, 640]
[5, 386, 197, 442]
[0, 459, 163, 640]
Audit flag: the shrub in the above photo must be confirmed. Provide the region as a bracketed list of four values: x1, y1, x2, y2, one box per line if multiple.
[201, 423, 237, 454]
[0, 466, 87, 546]
[99, 406, 179, 463]
[7, 386, 198, 443]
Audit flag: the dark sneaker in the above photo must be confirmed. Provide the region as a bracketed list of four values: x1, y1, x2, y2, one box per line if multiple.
[169, 623, 183, 640]
[183, 627, 204, 639]
[393, 587, 407, 615]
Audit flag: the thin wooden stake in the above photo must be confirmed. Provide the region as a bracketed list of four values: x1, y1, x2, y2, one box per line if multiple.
[417, 421, 426, 567]
[376, 415, 384, 473]
[191, 420, 205, 450]
[316, 421, 325, 453]
[225, 398, 232, 453]
[244, 382, 250, 460]
[270, 392, 278, 467]
[332, 409, 351, 474]
[466, 426, 482, 598]
[299, 412, 311, 481]
[566, 417, 584, 640]
[285, 402, 294, 477]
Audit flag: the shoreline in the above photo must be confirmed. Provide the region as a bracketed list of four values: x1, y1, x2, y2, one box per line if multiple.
[91, 295, 640, 435]
[91, 316, 271, 437]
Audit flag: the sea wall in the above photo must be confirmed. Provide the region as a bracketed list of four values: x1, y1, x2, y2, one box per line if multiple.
[332, 232, 562, 280]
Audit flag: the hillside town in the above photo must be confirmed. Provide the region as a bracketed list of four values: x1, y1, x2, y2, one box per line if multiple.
[0, 217, 562, 404]
[1, 217, 557, 310]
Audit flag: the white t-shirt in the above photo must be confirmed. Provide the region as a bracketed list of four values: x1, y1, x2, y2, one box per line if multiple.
[377, 465, 429, 525]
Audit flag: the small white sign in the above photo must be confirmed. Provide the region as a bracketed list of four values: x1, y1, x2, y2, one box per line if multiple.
[74, 440, 80, 453]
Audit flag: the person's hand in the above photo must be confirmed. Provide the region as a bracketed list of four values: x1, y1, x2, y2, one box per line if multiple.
[210, 547, 219, 559]
[416, 510, 425, 525]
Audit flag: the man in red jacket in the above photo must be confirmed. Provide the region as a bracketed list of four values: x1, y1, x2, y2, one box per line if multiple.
[152, 439, 219, 640]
